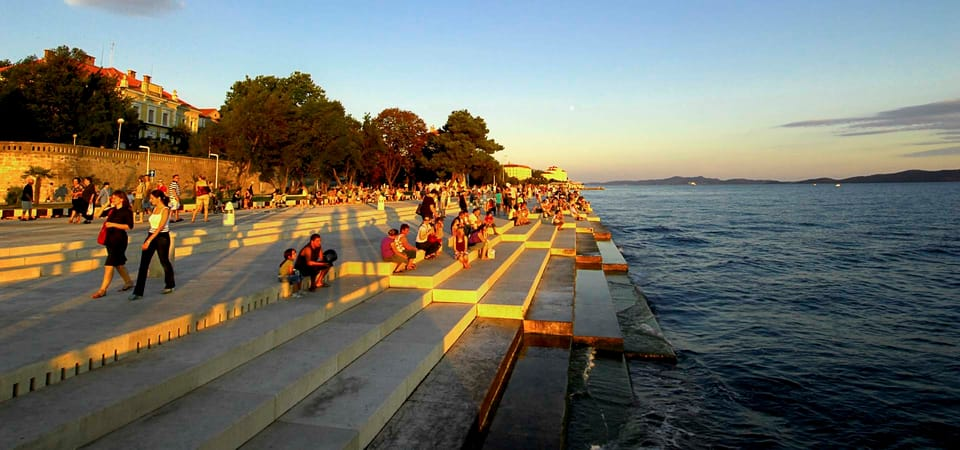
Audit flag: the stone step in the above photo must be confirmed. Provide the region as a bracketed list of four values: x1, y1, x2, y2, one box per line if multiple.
[482, 334, 571, 449]
[597, 238, 628, 272]
[0, 228, 390, 404]
[432, 242, 525, 303]
[367, 318, 523, 449]
[605, 273, 676, 360]
[573, 269, 624, 351]
[524, 221, 557, 249]
[85, 289, 433, 450]
[550, 227, 576, 256]
[0, 205, 418, 283]
[575, 229, 602, 270]
[0, 274, 397, 449]
[499, 220, 539, 242]
[523, 256, 575, 336]
[242, 303, 477, 449]
[477, 248, 550, 319]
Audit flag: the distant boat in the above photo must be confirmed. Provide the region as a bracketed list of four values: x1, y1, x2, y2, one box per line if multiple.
[689, 181, 697, 186]
[835, 183, 841, 188]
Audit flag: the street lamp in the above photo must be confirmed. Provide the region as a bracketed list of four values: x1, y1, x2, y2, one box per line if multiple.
[139, 145, 151, 176]
[208, 152, 220, 190]
[116, 118, 124, 150]
[72, 134, 77, 146]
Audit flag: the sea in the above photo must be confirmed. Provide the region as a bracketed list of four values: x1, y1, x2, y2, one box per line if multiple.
[577, 183, 960, 449]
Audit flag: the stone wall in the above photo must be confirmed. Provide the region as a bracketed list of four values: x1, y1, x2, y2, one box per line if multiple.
[0, 142, 249, 204]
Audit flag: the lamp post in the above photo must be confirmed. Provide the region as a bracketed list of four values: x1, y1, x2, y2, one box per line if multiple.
[208, 152, 220, 190]
[139, 145, 151, 177]
[116, 118, 124, 150]
[72, 134, 77, 146]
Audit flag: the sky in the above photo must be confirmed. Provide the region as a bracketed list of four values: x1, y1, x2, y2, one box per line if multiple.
[3, 0, 960, 182]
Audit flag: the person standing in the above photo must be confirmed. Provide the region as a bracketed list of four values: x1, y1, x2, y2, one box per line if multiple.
[91, 191, 135, 298]
[96, 182, 112, 218]
[417, 189, 437, 221]
[191, 175, 211, 223]
[295, 234, 332, 291]
[19, 177, 35, 221]
[81, 177, 96, 224]
[69, 177, 84, 223]
[128, 190, 175, 301]
[133, 176, 147, 224]
[168, 175, 183, 222]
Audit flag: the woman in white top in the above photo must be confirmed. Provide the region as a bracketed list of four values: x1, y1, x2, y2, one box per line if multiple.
[129, 189, 176, 301]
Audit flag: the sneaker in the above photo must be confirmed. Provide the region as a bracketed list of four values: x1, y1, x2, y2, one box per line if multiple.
[161, 288, 175, 294]
[128, 294, 143, 301]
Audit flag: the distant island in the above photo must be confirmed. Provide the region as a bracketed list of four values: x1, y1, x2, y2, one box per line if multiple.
[600, 169, 960, 185]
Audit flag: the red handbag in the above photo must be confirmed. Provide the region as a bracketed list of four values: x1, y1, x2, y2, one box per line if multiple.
[97, 209, 112, 245]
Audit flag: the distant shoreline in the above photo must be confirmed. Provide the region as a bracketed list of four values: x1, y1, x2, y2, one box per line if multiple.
[594, 169, 960, 186]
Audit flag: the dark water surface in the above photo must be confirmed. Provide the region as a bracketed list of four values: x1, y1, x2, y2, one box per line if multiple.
[583, 183, 960, 449]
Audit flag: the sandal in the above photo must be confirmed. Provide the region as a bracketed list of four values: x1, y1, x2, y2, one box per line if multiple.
[91, 290, 107, 299]
[118, 284, 134, 292]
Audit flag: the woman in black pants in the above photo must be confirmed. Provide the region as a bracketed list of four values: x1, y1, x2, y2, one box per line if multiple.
[129, 190, 175, 301]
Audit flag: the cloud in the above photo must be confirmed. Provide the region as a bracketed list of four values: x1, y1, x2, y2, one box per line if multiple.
[782, 98, 960, 153]
[65, 0, 184, 16]
[902, 146, 960, 158]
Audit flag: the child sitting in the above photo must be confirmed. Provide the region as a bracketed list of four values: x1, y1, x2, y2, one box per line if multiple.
[553, 209, 564, 230]
[454, 225, 470, 269]
[278, 248, 303, 298]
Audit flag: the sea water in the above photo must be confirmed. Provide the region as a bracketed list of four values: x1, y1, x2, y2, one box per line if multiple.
[580, 183, 960, 449]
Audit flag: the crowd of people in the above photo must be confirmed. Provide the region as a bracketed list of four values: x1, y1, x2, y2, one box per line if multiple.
[10, 171, 590, 302]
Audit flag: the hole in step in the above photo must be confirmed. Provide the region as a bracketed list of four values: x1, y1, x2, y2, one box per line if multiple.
[74, 363, 79, 376]
[29, 378, 35, 392]
[137, 342, 141, 353]
[45, 372, 51, 386]
[147, 338, 151, 350]
[114, 349, 118, 361]
[11, 383, 18, 398]
[101, 354, 106, 367]
[60, 368, 66, 381]
[88, 358, 93, 371]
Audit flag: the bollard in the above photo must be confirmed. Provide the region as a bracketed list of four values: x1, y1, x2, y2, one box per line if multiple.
[223, 201, 235, 226]
[377, 194, 385, 211]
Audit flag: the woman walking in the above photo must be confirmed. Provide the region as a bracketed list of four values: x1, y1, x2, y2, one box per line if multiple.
[128, 190, 175, 301]
[91, 190, 135, 298]
[191, 175, 211, 223]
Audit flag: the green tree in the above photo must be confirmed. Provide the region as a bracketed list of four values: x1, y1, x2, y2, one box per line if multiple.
[422, 110, 504, 183]
[372, 108, 428, 186]
[0, 46, 137, 146]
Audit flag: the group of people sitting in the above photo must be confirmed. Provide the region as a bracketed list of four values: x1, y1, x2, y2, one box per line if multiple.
[278, 233, 337, 298]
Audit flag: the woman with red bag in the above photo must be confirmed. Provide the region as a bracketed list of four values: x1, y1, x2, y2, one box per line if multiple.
[91, 190, 134, 299]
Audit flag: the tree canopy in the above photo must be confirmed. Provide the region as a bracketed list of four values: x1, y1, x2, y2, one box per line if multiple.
[0, 45, 137, 146]
[372, 108, 428, 187]
[422, 110, 504, 183]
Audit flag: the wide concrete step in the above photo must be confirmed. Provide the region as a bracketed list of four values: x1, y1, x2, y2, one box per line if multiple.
[573, 269, 624, 351]
[524, 256, 576, 336]
[85, 289, 433, 450]
[597, 238, 628, 272]
[0, 273, 394, 449]
[0, 205, 418, 283]
[524, 221, 557, 248]
[367, 318, 523, 449]
[432, 242, 525, 303]
[482, 334, 571, 449]
[242, 303, 477, 450]
[0, 232, 388, 404]
[550, 227, 576, 256]
[575, 229, 602, 269]
[499, 219, 539, 242]
[477, 248, 550, 319]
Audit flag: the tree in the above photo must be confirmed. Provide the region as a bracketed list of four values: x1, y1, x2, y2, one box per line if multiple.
[372, 108, 428, 186]
[422, 110, 504, 184]
[0, 46, 137, 146]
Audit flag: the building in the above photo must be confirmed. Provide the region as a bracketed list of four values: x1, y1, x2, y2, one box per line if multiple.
[503, 163, 532, 181]
[542, 165, 568, 182]
[10, 49, 218, 145]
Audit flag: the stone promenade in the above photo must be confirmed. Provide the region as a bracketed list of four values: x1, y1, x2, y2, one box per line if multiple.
[0, 201, 672, 449]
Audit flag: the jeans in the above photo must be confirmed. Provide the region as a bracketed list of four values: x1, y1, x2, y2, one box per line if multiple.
[133, 232, 175, 296]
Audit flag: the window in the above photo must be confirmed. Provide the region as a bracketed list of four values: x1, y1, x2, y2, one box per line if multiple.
[162, 112, 169, 127]
[148, 109, 155, 123]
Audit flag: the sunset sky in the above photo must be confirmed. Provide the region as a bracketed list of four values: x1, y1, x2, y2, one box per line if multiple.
[3, 0, 959, 182]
